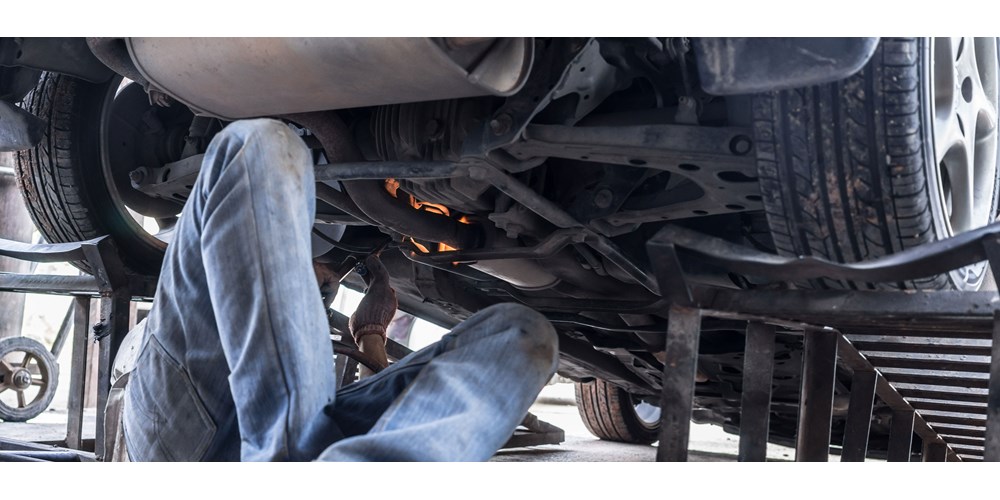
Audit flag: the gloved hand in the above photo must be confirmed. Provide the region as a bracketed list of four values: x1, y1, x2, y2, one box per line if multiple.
[349, 254, 398, 345]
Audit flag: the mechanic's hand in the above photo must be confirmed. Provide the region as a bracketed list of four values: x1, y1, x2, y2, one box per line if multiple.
[349, 255, 397, 344]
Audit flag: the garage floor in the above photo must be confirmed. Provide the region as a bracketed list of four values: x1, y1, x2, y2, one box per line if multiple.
[0, 383, 805, 461]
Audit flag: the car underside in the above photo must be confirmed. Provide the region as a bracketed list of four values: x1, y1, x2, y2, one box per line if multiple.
[2, 36, 998, 452]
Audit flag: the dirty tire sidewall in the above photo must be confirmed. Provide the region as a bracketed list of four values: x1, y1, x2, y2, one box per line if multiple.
[15, 73, 166, 275]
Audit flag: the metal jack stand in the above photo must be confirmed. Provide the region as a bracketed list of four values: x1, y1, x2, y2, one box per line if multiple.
[0, 236, 154, 462]
[646, 223, 1000, 462]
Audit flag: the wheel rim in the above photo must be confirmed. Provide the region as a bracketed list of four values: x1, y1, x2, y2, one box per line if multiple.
[99, 78, 194, 248]
[932, 38, 999, 235]
[931, 37, 1000, 288]
[0, 347, 52, 417]
[630, 396, 661, 429]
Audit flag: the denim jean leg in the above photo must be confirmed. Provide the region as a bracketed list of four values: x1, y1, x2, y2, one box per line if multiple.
[123, 119, 336, 461]
[318, 303, 558, 461]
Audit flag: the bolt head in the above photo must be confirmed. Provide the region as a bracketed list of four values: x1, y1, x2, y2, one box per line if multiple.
[593, 188, 614, 209]
[729, 135, 753, 156]
[128, 168, 147, 187]
[489, 114, 513, 136]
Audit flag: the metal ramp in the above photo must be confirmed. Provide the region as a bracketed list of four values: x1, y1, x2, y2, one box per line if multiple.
[647, 223, 1000, 461]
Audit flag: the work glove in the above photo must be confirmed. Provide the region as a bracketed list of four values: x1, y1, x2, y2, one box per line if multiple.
[349, 255, 398, 345]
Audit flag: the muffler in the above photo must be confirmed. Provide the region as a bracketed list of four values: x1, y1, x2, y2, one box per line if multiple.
[124, 37, 534, 119]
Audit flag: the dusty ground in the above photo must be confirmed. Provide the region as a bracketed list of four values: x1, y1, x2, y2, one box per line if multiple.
[493, 383, 800, 462]
[0, 382, 804, 461]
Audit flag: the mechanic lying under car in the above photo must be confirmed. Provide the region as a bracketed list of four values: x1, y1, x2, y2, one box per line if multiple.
[106, 119, 558, 461]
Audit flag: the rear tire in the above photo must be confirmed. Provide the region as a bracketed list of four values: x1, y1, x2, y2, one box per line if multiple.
[574, 378, 660, 445]
[753, 37, 1000, 290]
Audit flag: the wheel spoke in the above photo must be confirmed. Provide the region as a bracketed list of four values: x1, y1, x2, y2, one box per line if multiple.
[30, 379, 46, 389]
[0, 359, 14, 375]
[21, 353, 33, 369]
[0, 385, 7, 395]
[17, 390, 26, 408]
[935, 110, 966, 164]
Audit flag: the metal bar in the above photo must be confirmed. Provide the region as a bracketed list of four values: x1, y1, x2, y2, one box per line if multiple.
[931, 425, 986, 438]
[653, 222, 1000, 286]
[938, 436, 985, 447]
[313, 161, 461, 182]
[48, 305, 74, 358]
[909, 400, 987, 414]
[795, 329, 838, 462]
[0, 273, 102, 295]
[0, 450, 82, 462]
[987, 311, 1000, 461]
[738, 322, 775, 462]
[951, 444, 985, 455]
[923, 415, 987, 427]
[95, 290, 130, 460]
[647, 241, 693, 306]
[840, 369, 877, 462]
[655, 306, 701, 462]
[898, 388, 988, 404]
[882, 373, 989, 389]
[0, 235, 105, 263]
[64, 296, 90, 450]
[864, 356, 990, 373]
[923, 441, 949, 462]
[695, 288, 1000, 326]
[852, 341, 992, 356]
[887, 409, 915, 462]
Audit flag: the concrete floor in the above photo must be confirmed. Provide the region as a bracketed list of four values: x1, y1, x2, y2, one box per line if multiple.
[0, 383, 804, 461]
[2, 385, 802, 461]
[493, 383, 799, 462]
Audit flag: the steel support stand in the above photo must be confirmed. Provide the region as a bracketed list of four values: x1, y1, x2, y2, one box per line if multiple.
[738, 322, 775, 462]
[986, 311, 1000, 461]
[64, 296, 91, 450]
[655, 306, 701, 462]
[840, 369, 877, 462]
[887, 409, 915, 462]
[795, 329, 838, 462]
[982, 237, 1000, 461]
[82, 239, 130, 461]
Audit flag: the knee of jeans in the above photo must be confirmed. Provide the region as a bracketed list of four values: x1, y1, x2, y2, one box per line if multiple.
[215, 119, 310, 171]
[483, 303, 558, 373]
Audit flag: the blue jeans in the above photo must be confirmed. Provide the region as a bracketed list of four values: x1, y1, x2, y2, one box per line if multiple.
[122, 119, 558, 461]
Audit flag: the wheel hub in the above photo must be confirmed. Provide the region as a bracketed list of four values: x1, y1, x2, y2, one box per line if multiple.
[11, 369, 31, 390]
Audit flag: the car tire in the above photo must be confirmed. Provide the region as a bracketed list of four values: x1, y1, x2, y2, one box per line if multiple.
[574, 378, 660, 445]
[15, 73, 186, 276]
[753, 37, 1000, 290]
